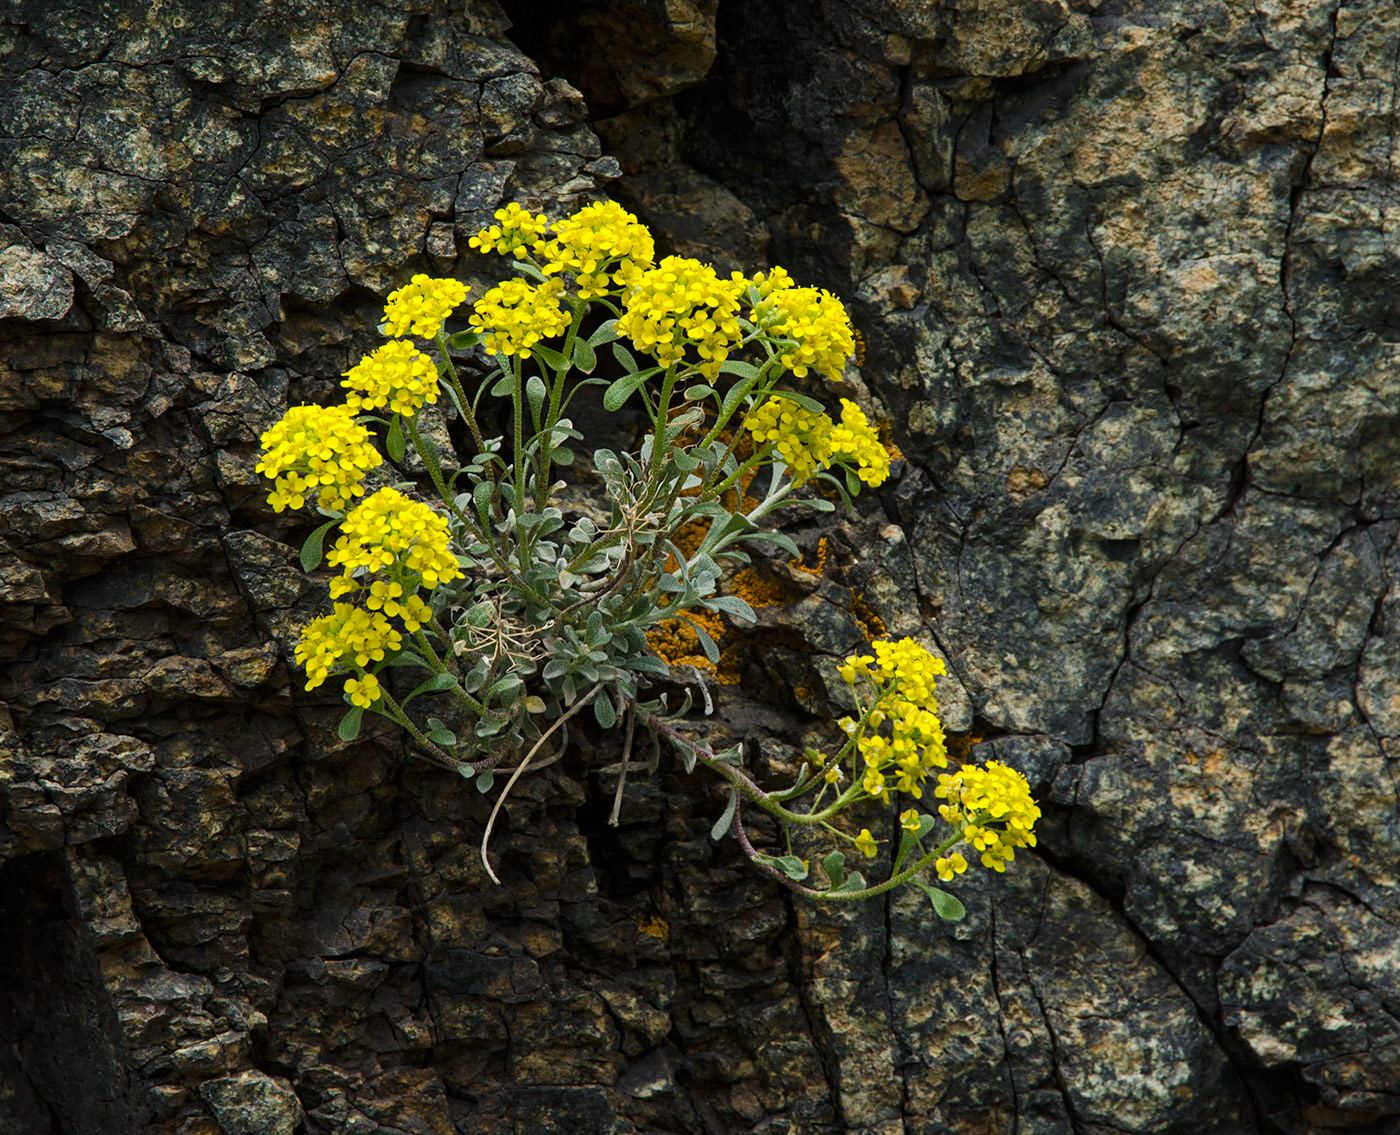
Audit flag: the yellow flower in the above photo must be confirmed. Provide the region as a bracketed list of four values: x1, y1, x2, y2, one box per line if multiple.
[327, 487, 462, 590]
[341, 340, 440, 418]
[748, 265, 795, 298]
[344, 673, 381, 708]
[256, 404, 382, 513]
[744, 396, 834, 484]
[468, 202, 550, 257]
[935, 853, 968, 882]
[824, 766, 843, 784]
[617, 255, 745, 378]
[468, 276, 570, 359]
[383, 275, 469, 339]
[294, 604, 403, 691]
[750, 278, 854, 380]
[829, 399, 892, 487]
[855, 828, 878, 858]
[900, 808, 921, 833]
[862, 766, 889, 802]
[541, 200, 654, 298]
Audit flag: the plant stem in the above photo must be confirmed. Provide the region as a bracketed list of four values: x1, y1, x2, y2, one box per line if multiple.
[732, 805, 822, 897]
[434, 329, 487, 453]
[480, 681, 603, 884]
[608, 701, 636, 827]
[378, 688, 463, 772]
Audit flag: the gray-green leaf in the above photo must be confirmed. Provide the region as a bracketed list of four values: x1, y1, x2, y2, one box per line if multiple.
[300, 519, 339, 572]
[710, 789, 738, 841]
[337, 707, 363, 742]
[914, 880, 966, 921]
[823, 850, 846, 888]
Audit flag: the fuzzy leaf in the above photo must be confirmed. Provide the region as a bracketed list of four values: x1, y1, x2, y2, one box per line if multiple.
[611, 342, 639, 373]
[594, 693, 616, 729]
[755, 854, 809, 882]
[828, 871, 868, 895]
[773, 389, 826, 413]
[914, 880, 967, 922]
[893, 814, 940, 875]
[719, 359, 761, 380]
[525, 374, 547, 425]
[299, 519, 338, 572]
[587, 319, 619, 347]
[710, 789, 738, 841]
[405, 672, 458, 702]
[572, 338, 597, 373]
[687, 618, 720, 663]
[532, 344, 569, 371]
[386, 415, 406, 462]
[337, 707, 363, 742]
[703, 594, 756, 623]
[822, 851, 846, 888]
[603, 370, 647, 412]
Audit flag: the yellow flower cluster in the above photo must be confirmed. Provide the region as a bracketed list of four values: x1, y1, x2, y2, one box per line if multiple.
[935, 761, 1041, 873]
[468, 277, 570, 359]
[744, 396, 833, 484]
[830, 399, 891, 487]
[750, 273, 854, 380]
[383, 274, 469, 339]
[256, 404, 382, 513]
[326, 488, 462, 590]
[468, 202, 549, 257]
[294, 603, 403, 695]
[341, 340, 440, 418]
[541, 200, 655, 298]
[745, 395, 894, 489]
[616, 255, 745, 378]
[838, 638, 948, 801]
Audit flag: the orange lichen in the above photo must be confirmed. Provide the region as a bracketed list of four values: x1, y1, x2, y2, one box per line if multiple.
[732, 567, 795, 608]
[647, 607, 729, 672]
[852, 592, 886, 639]
[852, 326, 867, 368]
[876, 417, 903, 461]
[946, 733, 984, 767]
[790, 536, 829, 577]
[637, 915, 670, 940]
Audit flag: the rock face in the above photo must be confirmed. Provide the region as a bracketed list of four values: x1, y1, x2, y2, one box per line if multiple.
[1, 0, 1397, 1133]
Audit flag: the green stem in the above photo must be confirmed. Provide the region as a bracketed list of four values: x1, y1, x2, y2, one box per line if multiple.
[434, 329, 487, 453]
[378, 688, 463, 772]
[811, 832, 966, 903]
[536, 298, 587, 510]
[405, 416, 555, 611]
[643, 713, 861, 827]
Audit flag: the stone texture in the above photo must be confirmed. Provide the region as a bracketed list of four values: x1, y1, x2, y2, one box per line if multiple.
[1, 0, 1398, 1132]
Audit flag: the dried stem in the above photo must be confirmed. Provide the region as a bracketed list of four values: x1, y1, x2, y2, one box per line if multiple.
[481, 682, 603, 884]
[608, 701, 637, 827]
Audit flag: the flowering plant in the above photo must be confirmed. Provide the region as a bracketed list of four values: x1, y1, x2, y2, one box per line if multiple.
[256, 200, 1038, 912]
